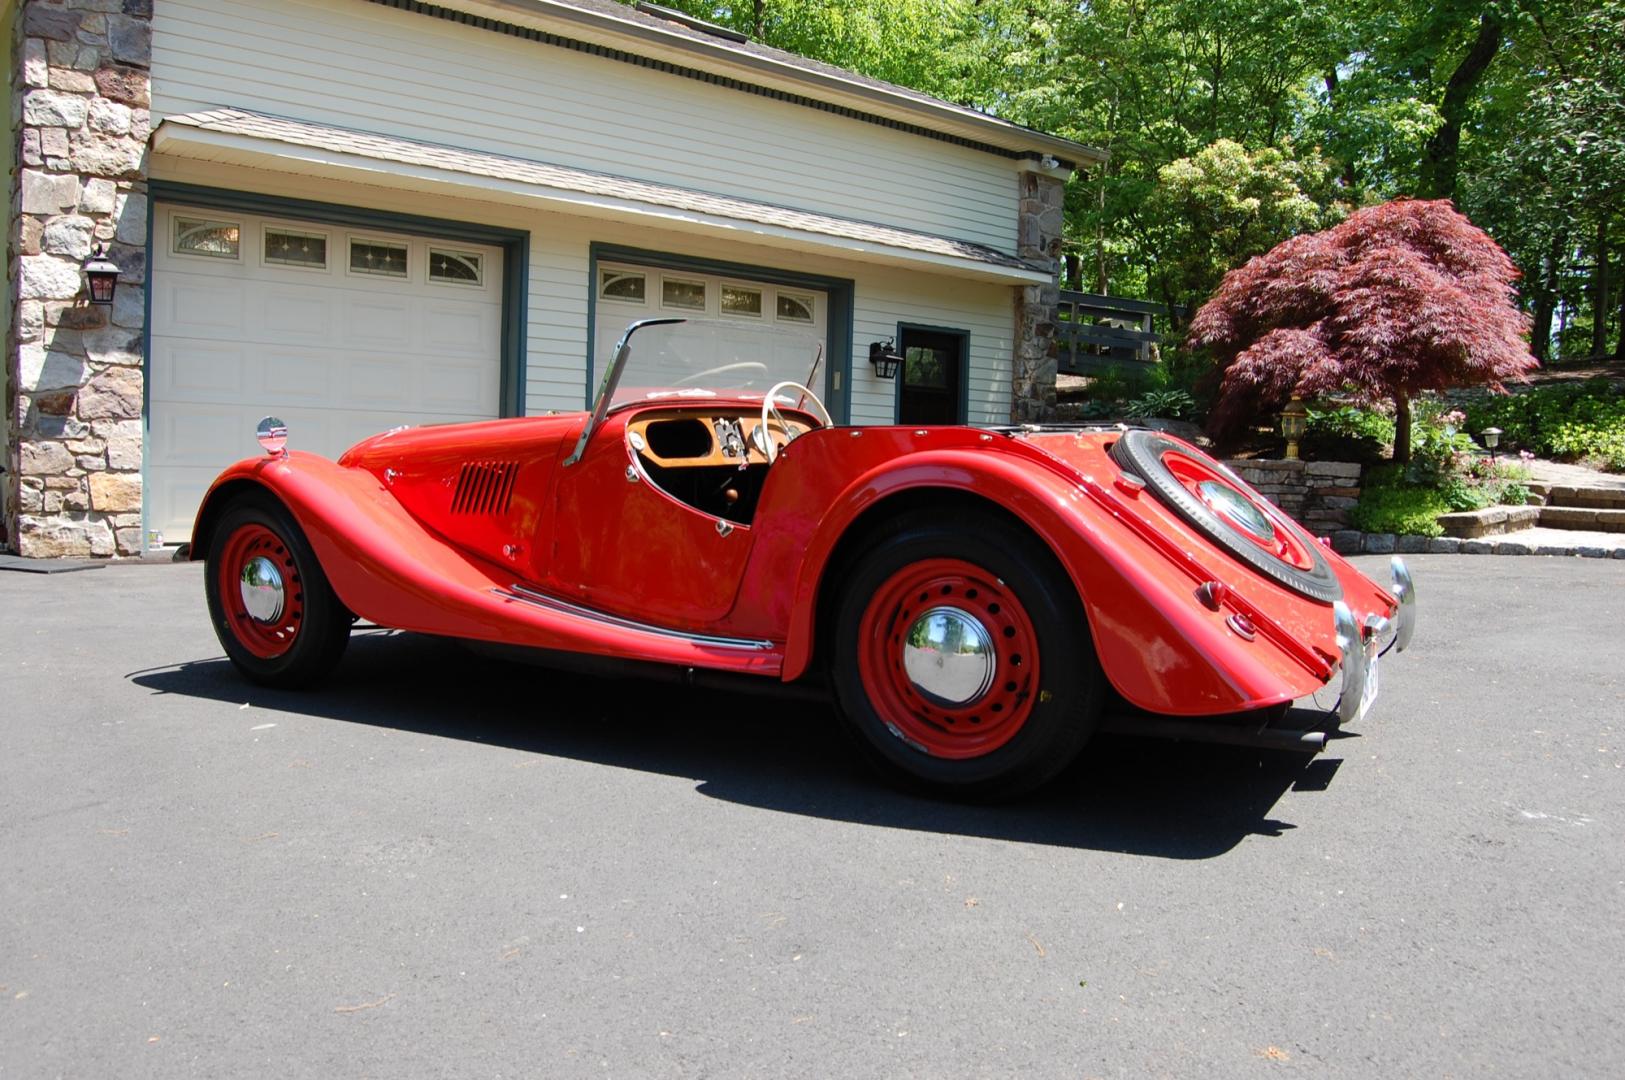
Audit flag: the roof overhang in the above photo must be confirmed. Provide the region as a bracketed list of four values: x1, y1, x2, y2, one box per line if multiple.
[388, 0, 1106, 170]
[151, 110, 1052, 285]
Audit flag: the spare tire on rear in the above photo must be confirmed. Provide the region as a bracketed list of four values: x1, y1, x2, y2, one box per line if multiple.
[1110, 429, 1342, 604]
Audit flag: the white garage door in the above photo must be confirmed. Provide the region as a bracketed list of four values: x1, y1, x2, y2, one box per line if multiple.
[594, 260, 828, 397]
[147, 205, 504, 540]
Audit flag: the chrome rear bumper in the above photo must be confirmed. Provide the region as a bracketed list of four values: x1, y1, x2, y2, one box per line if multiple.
[1335, 556, 1417, 725]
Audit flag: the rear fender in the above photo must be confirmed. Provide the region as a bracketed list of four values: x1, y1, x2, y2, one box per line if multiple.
[781, 450, 1323, 715]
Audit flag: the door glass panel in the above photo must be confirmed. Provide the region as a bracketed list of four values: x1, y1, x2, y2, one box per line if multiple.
[904, 346, 948, 388]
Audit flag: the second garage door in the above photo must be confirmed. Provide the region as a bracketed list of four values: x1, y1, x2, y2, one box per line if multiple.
[146, 204, 505, 540]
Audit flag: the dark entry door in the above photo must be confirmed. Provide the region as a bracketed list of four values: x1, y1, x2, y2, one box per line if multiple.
[897, 326, 966, 425]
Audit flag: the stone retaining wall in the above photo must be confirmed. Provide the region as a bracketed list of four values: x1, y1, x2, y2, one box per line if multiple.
[6, 0, 152, 557]
[1222, 458, 1361, 536]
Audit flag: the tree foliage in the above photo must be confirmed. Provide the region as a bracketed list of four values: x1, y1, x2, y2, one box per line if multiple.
[1143, 139, 1347, 323]
[628, 0, 1623, 363]
[1190, 200, 1537, 460]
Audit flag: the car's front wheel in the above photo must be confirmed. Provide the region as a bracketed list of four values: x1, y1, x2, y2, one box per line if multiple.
[205, 493, 351, 688]
[830, 513, 1103, 801]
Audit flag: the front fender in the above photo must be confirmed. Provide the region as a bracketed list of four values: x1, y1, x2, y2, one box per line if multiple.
[190, 452, 781, 673]
[779, 449, 1324, 716]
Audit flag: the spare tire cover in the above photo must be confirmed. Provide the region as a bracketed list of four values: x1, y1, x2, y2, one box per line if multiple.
[1110, 429, 1343, 603]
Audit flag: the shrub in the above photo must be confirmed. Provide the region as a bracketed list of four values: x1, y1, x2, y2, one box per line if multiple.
[1352, 450, 1531, 535]
[1304, 404, 1394, 462]
[1464, 379, 1625, 472]
[1123, 388, 1197, 420]
[1349, 480, 1449, 537]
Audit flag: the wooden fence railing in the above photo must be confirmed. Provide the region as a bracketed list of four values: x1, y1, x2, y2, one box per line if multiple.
[1055, 292, 1184, 376]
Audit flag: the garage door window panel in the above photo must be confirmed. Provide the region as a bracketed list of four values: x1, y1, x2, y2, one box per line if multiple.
[262, 227, 329, 271]
[720, 285, 762, 318]
[777, 293, 814, 323]
[661, 276, 706, 312]
[173, 216, 241, 260]
[429, 247, 484, 288]
[600, 269, 646, 303]
[349, 238, 409, 279]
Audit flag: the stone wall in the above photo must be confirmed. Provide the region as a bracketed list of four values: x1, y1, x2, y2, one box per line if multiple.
[1222, 458, 1362, 536]
[6, 0, 150, 557]
[1011, 169, 1063, 423]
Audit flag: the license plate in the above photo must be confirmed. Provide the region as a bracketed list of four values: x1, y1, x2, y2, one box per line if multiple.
[1357, 652, 1380, 723]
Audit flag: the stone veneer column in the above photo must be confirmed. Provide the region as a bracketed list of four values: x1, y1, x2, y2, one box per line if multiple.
[1011, 168, 1064, 423]
[7, 0, 151, 557]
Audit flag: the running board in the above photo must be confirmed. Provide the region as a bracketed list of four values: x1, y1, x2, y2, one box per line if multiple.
[497, 583, 776, 652]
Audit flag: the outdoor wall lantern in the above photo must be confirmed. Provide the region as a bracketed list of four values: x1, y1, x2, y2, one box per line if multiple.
[1482, 426, 1502, 462]
[1279, 394, 1309, 460]
[82, 245, 120, 305]
[869, 339, 903, 380]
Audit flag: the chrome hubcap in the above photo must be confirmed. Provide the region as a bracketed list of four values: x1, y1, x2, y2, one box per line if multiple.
[902, 606, 997, 707]
[239, 556, 285, 624]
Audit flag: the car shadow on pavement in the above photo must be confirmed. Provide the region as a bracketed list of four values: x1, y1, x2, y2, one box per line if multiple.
[130, 630, 1334, 860]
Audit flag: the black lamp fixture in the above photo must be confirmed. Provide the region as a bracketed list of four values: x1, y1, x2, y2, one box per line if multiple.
[869, 338, 902, 380]
[82, 245, 120, 305]
[1481, 426, 1502, 462]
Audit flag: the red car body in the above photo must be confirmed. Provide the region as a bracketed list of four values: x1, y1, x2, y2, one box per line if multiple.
[192, 324, 1414, 798]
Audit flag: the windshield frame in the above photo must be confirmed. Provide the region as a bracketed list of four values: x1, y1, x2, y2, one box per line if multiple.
[564, 316, 687, 467]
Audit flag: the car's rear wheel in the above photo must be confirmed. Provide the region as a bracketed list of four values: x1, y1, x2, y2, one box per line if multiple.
[830, 513, 1103, 801]
[205, 493, 350, 688]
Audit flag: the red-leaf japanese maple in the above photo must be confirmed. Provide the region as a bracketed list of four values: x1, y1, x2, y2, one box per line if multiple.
[1190, 199, 1536, 462]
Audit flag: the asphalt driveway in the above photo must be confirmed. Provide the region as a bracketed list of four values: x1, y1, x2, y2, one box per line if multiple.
[2, 555, 1621, 1077]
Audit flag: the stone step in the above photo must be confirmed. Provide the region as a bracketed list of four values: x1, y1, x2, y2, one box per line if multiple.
[1538, 506, 1625, 533]
[1436, 505, 1540, 539]
[1543, 484, 1625, 510]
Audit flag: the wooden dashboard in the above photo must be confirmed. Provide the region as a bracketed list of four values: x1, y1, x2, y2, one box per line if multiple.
[626, 410, 815, 468]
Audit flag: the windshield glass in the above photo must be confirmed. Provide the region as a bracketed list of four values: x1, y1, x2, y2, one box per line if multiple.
[601, 318, 824, 411]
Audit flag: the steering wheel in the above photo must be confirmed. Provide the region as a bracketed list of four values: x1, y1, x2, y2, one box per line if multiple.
[760, 381, 833, 464]
[674, 361, 769, 387]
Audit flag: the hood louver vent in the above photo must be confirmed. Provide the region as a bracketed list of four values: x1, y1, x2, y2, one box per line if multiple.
[452, 461, 519, 515]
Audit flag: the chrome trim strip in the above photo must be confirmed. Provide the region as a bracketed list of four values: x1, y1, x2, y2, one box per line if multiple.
[499, 583, 776, 651]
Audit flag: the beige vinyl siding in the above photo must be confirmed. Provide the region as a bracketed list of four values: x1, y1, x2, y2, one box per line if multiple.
[850, 278, 1014, 426]
[153, 161, 1016, 425]
[152, 0, 1021, 255]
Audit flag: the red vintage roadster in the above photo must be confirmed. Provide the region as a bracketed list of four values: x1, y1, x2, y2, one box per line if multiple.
[195, 318, 1415, 799]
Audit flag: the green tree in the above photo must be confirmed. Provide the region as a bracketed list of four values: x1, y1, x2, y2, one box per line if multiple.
[1142, 139, 1347, 326]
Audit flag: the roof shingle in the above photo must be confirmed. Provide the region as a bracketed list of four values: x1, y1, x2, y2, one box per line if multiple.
[159, 108, 1036, 273]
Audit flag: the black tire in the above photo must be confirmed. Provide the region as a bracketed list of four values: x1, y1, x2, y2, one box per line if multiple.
[829, 512, 1104, 802]
[1110, 429, 1342, 603]
[205, 492, 351, 688]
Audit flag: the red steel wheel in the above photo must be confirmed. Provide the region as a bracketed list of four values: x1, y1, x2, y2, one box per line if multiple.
[205, 493, 351, 688]
[855, 557, 1040, 760]
[831, 512, 1103, 802]
[216, 522, 305, 659]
